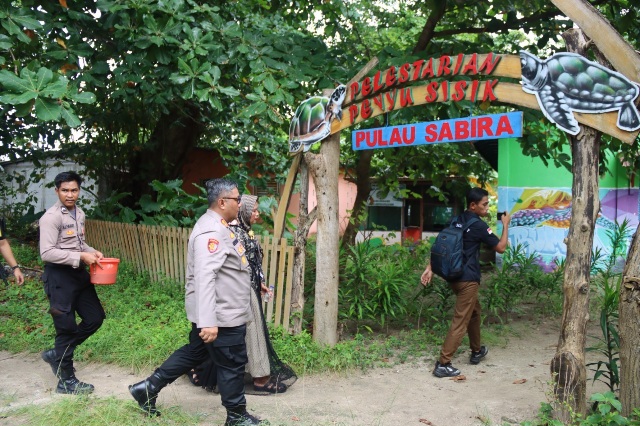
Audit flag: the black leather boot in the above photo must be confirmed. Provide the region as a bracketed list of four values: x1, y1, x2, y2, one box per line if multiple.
[56, 368, 94, 394]
[224, 406, 264, 426]
[128, 371, 167, 417]
[41, 348, 60, 376]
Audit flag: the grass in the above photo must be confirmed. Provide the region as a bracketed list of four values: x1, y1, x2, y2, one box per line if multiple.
[2, 396, 203, 426]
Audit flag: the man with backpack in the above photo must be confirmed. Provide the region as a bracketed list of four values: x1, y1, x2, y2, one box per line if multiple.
[421, 187, 511, 378]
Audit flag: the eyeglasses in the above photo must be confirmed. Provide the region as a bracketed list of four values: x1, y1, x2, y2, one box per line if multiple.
[222, 197, 242, 204]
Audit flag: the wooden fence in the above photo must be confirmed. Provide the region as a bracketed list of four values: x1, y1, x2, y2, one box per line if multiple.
[85, 220, 295, 330]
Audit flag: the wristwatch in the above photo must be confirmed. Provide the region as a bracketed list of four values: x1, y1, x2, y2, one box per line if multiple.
[11, 265, 21, 271]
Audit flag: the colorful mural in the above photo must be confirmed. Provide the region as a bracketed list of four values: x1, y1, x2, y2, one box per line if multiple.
[498, 186, 639, 271]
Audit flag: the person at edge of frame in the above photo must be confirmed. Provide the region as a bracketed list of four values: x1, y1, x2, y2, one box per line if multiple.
[421, 187, 511, 378]
[39, 171, 105, 394]
[0, 216, 25, 285]
[128, 177, 266, 426]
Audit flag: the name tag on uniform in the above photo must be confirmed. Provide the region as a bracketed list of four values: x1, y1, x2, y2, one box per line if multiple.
[207, 239, 219, 253]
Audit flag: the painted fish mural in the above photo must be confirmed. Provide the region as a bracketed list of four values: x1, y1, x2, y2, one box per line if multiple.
[520, 51, 640, 135]
[289, 85, 347, 153]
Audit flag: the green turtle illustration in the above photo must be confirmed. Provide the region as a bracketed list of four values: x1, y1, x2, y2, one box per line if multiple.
[520, 50, 640, 135]
[289, 85, 347, 153]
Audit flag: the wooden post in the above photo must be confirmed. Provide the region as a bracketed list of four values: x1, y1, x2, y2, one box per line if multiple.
[305, 93, 341, 345]
[550, 28, 600, 420]
[549, 1, 640, 415]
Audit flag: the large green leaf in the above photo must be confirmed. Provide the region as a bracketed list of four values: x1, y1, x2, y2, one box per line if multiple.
[34, 98, 62, 121]
[0, 70, 33, 93]
[60, 106, 81, 127]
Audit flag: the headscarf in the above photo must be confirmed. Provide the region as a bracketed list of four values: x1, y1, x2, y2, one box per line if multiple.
[238, 194, 258, 231]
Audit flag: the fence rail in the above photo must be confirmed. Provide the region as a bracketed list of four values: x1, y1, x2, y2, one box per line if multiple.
[85, 220, 294, 330]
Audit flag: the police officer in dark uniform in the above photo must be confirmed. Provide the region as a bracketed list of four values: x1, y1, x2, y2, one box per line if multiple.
[421, 187, 511, 378]
[128, 178, 265, 426]
[39, 171, 105, 394]
[0, 217, 25, 285]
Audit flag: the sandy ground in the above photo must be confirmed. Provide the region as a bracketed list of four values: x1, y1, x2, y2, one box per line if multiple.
[0, 317, 607, 426]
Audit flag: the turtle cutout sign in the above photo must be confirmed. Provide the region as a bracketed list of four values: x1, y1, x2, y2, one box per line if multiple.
[288, 85, 347, 153]
[520, 51, 640, 136]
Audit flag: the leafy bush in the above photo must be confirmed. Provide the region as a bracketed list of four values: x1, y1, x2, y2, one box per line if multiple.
[87, 179, 208, 227]
[481, 242, 564, 322]
[338, 238, 422, 329]
[587, 219, 632, 394]
[522, 392, 640, 426]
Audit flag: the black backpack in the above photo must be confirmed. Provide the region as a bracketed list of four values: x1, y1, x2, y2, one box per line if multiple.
[430, 215, 478, 281]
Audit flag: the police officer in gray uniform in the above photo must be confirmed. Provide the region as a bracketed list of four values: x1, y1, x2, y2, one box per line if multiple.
[39, 171, 105, 394]
[128, 178, 265, 426]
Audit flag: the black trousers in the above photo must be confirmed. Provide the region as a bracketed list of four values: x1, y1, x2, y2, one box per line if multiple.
[42, 264, 106, 371]
[157, 323, 247, 410]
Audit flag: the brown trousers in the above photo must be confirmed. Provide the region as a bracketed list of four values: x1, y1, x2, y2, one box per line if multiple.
[439, 281, 482, 364]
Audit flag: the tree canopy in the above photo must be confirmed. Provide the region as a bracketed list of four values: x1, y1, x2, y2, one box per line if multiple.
[1, 0, 639, 218]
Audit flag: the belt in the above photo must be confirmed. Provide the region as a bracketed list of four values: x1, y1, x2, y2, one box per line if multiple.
[45, 263, 86, 270]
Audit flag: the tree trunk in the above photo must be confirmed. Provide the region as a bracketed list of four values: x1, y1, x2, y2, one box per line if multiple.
[619, 229, 640, 415]
[550, 0, 640, 413]
[129, 104, 204, 201]
[412, 0, 447, 55]
[550, 28, 601, 421]
[305, 128, 340, 346]
[341, 150, 374, 248]
[291, 157, 317, 335]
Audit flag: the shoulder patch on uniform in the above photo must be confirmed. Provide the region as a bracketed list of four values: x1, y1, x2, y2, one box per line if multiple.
[207, 238, 219, 253]
[487, 228, 493, 234]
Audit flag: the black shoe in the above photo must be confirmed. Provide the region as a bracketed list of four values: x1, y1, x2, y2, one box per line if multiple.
[42, 349, 60, 376]
[56, 375, 95, 394]
[470, 346, 488, 365]
[225, 407, 265, 426]
[129, 374, 166, 417]
[432, 361, 461, 378]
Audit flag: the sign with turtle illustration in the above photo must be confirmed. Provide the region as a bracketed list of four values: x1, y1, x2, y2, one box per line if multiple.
[287, 51, 640, 154]
[520, 51, 640, 136]
[289, 85, 346, 153]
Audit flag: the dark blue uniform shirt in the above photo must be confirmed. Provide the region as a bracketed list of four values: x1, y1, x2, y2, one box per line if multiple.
[459, 211, 500, 283]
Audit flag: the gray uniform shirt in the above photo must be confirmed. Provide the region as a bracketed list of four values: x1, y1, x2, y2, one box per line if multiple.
[185, 209, 252, 328]
[39, 200, 96, 268]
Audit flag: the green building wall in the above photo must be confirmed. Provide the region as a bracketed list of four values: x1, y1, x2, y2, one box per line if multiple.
[497, 138, 638, 271]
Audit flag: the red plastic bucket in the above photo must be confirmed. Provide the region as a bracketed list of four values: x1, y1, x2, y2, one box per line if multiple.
[90, 258, 120, 285]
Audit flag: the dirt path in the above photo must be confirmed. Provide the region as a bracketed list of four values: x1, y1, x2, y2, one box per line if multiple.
[0, 317, 607, 426]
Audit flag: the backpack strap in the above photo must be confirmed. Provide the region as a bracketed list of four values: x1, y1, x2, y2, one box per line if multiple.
[461, 216, 479, 231]
[451, 214, 479, 231]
